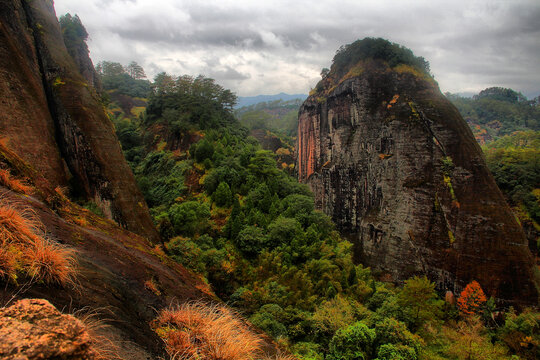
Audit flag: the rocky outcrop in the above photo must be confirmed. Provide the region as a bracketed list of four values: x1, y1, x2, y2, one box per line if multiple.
[0, 299, 95, 359]
[0, 186, 212, 358]
[297, 57, 538, 304]
[0, 0, 158, 242]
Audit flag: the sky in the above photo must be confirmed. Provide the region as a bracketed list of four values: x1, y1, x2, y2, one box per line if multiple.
[53, 0, 540, 98]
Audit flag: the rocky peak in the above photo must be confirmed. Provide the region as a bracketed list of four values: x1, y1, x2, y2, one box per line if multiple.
[0, 0, 158, 242]
[297, 38, 538, 305]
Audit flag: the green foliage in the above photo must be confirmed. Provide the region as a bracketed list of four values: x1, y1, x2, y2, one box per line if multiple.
[235, 225, 266, 256]
[59, 13, 88, 58]
[250, 304, 288, 339]
[483, 131, 540, 222]
[328, 322, 376, 360]
[169, 201, 211, 237]
[145, 73, 237, 130]
[97, 61, 152, 98]
[448, 88, 539, 139]
[397, 276, 443, 331]
[375, 343, 417, 360]
[331, 38, 430, 79]
[213, 182, 232, 207]
[374, 318, 421, 355]
[235, 99, 303, 136]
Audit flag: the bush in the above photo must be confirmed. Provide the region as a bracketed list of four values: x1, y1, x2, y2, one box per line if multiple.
[328, 322, 376, 360]
[235, 225, 266, 256]
[375, 343, 417, 360]
[169, 201, 211, 236]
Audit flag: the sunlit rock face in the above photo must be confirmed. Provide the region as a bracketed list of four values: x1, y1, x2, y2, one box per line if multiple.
[297, 59, 538, 305]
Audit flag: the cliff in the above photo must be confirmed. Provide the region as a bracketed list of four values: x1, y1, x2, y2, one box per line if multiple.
[297, 40, 538, 304]
[0, 0, 158, 242]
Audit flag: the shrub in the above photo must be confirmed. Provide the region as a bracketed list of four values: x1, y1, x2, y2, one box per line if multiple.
[328, 321, 376, 360]
[375, 343, 417, 360]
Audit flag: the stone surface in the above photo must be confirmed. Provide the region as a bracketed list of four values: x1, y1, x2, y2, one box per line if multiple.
[0, 299, 95, 359]
[297, 59, 538, 304]
[0, 0, 158, 243]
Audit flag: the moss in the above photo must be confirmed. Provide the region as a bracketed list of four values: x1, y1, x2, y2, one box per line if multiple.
[443, 175, 456, 200]
[53, 77, 65, 87]
[448, 230, 455, 244]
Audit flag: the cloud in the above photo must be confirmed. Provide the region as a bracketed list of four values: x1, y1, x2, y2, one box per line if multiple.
[54, 0, 540, 97]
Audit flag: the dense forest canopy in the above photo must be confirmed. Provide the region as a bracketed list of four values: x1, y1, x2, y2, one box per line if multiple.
[92, 56, 540, 358]
[331, 37, 431, 76]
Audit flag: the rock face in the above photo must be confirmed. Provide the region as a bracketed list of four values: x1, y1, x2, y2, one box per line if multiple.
[297, 58, 538, 304]
[0, 299, 95, 359]
[0, 0, 158, 242]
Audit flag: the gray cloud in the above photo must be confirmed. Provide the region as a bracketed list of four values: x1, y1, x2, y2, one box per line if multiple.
[54, 0, 540, 97]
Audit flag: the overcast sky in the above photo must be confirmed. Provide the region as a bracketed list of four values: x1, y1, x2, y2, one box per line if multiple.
[54, 0, 540, 98]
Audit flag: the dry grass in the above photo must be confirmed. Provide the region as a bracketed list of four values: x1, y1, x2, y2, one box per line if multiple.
[74, 308, 123, 360]
[154, 301, 294, 360]
[0, 168, 33, 194]
[0, 196, 76, 285]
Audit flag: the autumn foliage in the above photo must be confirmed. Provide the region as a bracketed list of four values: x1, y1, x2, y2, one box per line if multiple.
[457, 280, 487, 315]
[154, 302, 293, 360]
[0, 196, 75, 285]
[0, 169, 32, 194]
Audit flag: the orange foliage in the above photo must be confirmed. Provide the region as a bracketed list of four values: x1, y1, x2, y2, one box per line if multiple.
[0, 168, 32, 194]
[154, 302, 293, 360]
[457, 280, 487, 316]
[0, 197, 76, 285]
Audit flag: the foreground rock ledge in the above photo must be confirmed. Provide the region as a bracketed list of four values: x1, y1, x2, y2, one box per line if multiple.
[0, 299, 95, 359]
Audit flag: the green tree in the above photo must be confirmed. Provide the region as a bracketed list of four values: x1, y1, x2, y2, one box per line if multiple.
[213, 182, 232, 207]
[328, 322, 376, 360]
[397, 276, 443, 330]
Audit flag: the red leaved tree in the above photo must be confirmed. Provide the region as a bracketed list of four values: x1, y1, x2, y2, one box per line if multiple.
[457, 280, 487, 316]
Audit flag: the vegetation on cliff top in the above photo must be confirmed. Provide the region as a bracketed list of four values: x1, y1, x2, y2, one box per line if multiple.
[311, 37, 433, 97]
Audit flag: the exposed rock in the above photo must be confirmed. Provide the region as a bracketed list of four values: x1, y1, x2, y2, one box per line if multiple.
[0, 299, 95, 359]
[0, 186, 213, 358]
[0, 0, 158, 242]
[297, 56, 538, 305]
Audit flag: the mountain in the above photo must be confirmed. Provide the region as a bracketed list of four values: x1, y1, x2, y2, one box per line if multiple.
[0, 0, 212, 357]
[236, 92, 307, 108]
[296, 38, 538, 305]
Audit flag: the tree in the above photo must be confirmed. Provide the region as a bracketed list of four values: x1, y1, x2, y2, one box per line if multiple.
[397, 276, 443, 330]
[328, 322, 376, 360]
[457, 280, 487, 316]
[213, 182, 232, 207]
[126, 61, 146, 79]
[96, 61, 125, 76]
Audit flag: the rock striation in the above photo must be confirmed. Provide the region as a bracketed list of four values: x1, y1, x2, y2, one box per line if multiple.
[0, 0, 158, 242]
[297, 41, 538, 304]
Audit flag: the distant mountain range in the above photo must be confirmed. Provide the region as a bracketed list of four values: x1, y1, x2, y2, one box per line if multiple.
[236, 92, 308, 108]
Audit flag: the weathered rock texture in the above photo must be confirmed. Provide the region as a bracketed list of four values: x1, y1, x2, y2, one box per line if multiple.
[297, 59, 538, 304]
[0, 0, 158, 242]
[0, 299, 95, 359]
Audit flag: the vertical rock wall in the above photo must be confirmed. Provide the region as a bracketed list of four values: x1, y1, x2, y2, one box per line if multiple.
[297, 60, 538, 304]
[0, 0, 159, 243]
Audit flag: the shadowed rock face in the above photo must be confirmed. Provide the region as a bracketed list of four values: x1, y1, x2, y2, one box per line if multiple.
[297, 59, 538, 304]
[0, 0, 158, 242]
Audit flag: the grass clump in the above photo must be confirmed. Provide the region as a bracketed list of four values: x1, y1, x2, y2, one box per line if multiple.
[154, 301, 293, 360]
[0, 196, 76, 285]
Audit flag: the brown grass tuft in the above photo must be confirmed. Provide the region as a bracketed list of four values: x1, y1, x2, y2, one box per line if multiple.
[0, 196, 76, 286]
[155, 301, 266, 360]
[0, 168, 33, 194]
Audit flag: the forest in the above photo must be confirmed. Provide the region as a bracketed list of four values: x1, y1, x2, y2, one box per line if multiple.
[96, 51, 539, 359]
